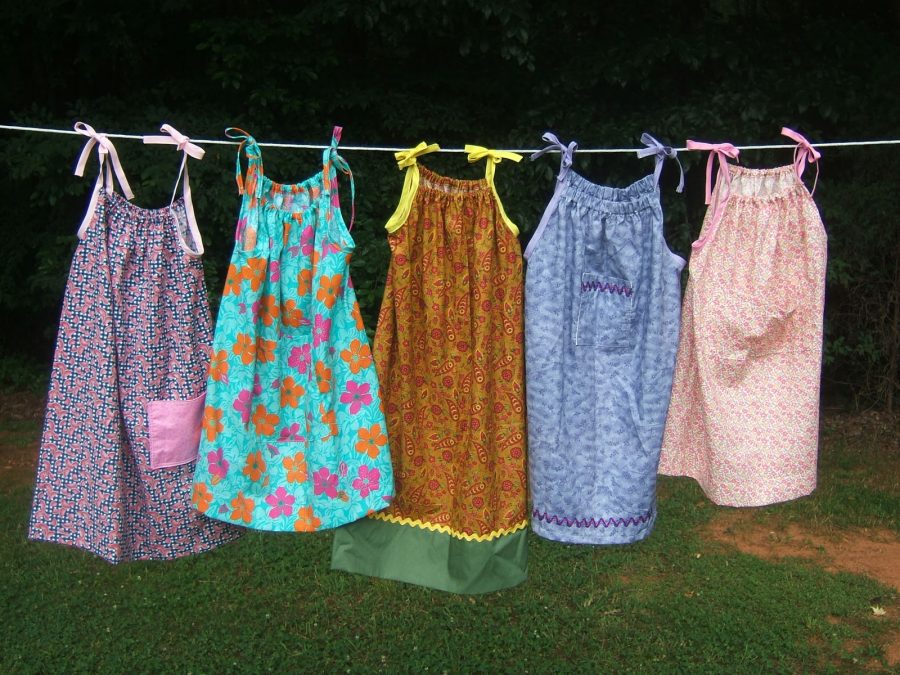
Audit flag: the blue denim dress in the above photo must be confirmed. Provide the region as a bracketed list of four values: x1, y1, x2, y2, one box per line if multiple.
[524, 133, 685, 544]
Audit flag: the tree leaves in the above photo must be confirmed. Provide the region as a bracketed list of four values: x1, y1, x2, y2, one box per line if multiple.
[0, 0, 898, 405]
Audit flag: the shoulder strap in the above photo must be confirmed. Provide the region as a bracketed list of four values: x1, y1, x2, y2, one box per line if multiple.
[685, 139, 740, 250]
[225, 128, 263, 247]
[73, 122, 135, 240]
[781, 127, 821, 195]
[143, 124, 206, 256]
[384, 141, 440, 233]
[637, 133, 684, 193]
[321, 126, 356, 230]
[465, 145, 523, 235]
[529, 132, 577, 184]
[524, 132, 576, 260]
[225, 128, 263, 198]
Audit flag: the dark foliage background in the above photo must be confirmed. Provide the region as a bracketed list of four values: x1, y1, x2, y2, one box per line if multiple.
[1, 0, 898, 408]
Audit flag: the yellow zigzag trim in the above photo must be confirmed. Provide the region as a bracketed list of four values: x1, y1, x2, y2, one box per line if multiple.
[369, 512, 528, 542]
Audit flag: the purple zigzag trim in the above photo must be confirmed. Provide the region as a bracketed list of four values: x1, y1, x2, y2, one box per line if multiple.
[581, 280, 633, 297]
[532, 508, 653, 529]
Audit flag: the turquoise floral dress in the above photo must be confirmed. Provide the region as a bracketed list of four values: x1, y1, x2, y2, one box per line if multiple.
[191, 127, 394, 532]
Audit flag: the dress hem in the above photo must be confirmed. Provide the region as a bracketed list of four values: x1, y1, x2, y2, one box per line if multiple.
[330, 516, 528, 594]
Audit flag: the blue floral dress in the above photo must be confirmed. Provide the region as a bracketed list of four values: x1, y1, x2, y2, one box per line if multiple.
[191, 127, 394, 531]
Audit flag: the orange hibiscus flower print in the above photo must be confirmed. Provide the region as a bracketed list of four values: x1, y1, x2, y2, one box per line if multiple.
[294, 506, 321, 532]
[281, 299, 305, 328]
[316, 274, 343, 309]
[297, 268, 312, 296]
[351, 301, 365, 331]
[355, 423, 388, 459]
[258, 294, 280, 326]
[315, 361, 332, 393]
[233, 333, 255, 365]
[340, 338, 373, 374]
[223, 263, 244, 296]
[202, 405, 224, 442]
[282, 452, 308, 483]
[243, 257, 267, 291]
[230, 491, 255, 523]
[192, 482, 212, 512]
[242, 451, 267, 482]
[209, 350, 229, 382]
[280, 376, 305, 408]
[255, 337, 277, 364]
[319, 403, 338, 441]
[251, 404, 280, 436]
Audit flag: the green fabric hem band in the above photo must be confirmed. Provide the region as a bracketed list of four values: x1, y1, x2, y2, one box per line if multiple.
[330, 516, 528, 594]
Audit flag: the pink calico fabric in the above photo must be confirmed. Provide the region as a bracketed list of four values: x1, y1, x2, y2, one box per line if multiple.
[659, 164, 827, 507]
[28, 191, 242, 562]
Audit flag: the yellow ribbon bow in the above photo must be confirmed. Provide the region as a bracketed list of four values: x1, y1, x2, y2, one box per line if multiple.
[395, 142, 441, 169]
[464, 145, 523, 165]
[465, 145, 523, 184]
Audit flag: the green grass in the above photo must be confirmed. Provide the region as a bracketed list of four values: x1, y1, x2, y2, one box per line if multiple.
[1, 409, 898, 673]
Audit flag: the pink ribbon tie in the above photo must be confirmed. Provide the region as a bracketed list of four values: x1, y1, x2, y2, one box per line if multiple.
[144, 123, 205, 160]
[686, 140, 740, 249]
[781, 127, 821, 194]
[74, 122, 135, 239]
[143, 124, 206, 256]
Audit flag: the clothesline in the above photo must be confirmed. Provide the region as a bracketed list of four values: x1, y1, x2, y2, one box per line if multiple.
[3, 123, 900, 154]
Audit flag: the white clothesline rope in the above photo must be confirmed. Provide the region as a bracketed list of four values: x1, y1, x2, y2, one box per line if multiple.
[3, 123, 900, 154]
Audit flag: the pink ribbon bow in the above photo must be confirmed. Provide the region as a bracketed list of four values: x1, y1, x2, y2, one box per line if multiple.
[143, 124, 206, 256]
[74, 122, 135, 239]
[143, 124, 205, 160]
[686, 140, 741, 249]
[781, 127, 821, 194]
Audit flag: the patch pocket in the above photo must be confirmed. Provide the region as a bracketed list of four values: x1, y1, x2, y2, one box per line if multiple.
[574, 273, 636, 349]
[707, 287, 797, 363]
[146, 392, 206, 469]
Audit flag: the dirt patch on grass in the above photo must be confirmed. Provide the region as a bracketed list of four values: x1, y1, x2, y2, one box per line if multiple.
[0, 391, 45, 423]
[0, 434, 38, 484]
[705, 511, 900, 666]
[886, 631, 900, 667]
[705, 511, 900, 591]
[0, 391, 43, 484]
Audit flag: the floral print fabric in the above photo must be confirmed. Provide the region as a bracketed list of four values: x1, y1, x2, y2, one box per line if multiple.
[659, 164, 827, 506]
[191, 130, 393, 531]
[370, 166, 528, 539]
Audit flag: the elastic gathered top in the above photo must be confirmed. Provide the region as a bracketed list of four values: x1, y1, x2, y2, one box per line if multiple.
[418, 165, 492, 196]
[226, 125, 356, 236]
[384, 141, 522, 235]
[725, 164, 809, 201]
[102, 190, 187, 220]
[98, 191, 202, 253]
[563, 172, 660, 215]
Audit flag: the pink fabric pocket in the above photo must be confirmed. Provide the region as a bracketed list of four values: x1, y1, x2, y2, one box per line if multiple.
[146, 392, 206, 469]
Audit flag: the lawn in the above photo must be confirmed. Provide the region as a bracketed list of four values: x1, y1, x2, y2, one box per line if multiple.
[1, 393, 898, 673]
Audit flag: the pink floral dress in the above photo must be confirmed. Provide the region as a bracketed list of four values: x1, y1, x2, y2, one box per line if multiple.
[659, 131, 827, 507]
